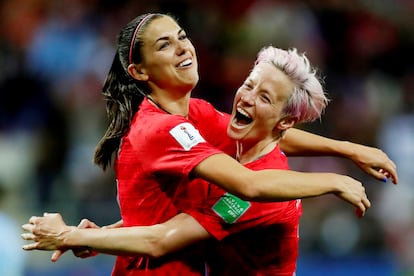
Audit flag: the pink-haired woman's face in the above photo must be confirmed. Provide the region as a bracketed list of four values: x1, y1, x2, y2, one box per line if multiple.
[227, 62, 295, 146]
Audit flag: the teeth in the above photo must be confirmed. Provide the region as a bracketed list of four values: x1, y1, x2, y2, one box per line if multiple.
[178, 59, 192, 67]
[237, 107, 250, 118]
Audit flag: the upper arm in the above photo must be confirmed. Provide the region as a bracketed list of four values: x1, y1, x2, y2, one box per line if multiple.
[280, 128, 340, 156]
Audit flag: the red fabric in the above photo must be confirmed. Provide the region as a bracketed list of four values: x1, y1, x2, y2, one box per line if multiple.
[187, 145, 302, 275]
[188, 98, 234, 155]
[113, 98, 228, 275]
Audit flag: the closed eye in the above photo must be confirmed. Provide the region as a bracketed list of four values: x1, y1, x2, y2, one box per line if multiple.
[159, 41, 170, 50]
[179, 33, 188, 40]
[260, 94, 272, 103]
[243, 82, 253, 90]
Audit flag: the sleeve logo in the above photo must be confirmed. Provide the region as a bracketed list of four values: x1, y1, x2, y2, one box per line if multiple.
[212, 193, 251, 224]
[169, 122, 206, 151]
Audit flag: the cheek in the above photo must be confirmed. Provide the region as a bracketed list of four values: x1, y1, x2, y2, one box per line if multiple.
[232, 91, 242, 105]
[235, 89, 243, 97]
[257, 109, 278, 128]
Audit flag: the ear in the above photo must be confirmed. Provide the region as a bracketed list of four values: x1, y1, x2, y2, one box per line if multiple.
[275, 117, 297, 131]
[127, 64, 148, 81]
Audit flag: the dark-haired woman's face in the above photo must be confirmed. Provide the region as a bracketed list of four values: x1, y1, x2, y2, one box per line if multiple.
[139, 16, 198, 93]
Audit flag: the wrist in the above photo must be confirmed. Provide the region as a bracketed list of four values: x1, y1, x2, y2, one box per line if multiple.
[325, 172, 344, 194]
[63, 226, 79, 247]
[334, 140, 354, 159]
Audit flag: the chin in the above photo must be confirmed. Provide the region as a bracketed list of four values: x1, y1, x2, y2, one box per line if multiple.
[227, 127, 248, 141]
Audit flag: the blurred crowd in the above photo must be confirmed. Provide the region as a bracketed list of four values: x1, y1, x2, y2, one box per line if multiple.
[0, 0, 413, 275]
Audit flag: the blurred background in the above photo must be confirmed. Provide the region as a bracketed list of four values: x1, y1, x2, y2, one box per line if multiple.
[0, 0, 413, 275]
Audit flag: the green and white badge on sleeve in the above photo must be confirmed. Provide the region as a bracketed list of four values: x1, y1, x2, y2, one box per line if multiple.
[212, 193, 251, 224]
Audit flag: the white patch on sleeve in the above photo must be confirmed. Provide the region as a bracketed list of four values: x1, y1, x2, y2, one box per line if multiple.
[169, 122, 206, 151]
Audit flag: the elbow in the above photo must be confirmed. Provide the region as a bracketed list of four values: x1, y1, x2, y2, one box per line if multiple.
[143, 225, 173, 259]
[231, 179, 262, 201]
[241, 188, 262, 201]
[145, 237, 168, 259]
[147, 248, 165, 259]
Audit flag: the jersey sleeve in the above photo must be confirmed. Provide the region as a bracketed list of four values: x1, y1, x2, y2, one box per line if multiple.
[186, 186, 297, 241]
[189, 98, 235, 155]
[127, 113, 223, 177]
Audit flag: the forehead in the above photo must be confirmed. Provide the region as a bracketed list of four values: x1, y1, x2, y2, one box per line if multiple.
[249, 62, 294, 100]
[142, 16, 181, 44]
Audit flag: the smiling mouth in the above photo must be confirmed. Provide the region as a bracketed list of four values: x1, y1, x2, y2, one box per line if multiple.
[177, 58, 192, 68]
[235, 107, 253, 125]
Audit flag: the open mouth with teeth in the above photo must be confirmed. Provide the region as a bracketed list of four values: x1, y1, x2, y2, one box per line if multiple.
[177, 58, 192, 68]
[235, 107, 253, 125]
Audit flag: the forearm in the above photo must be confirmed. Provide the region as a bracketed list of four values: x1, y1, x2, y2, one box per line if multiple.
[251, 170, 344, 201]
[64, 224, 172, 258]
[64, 214, 209, 258]
[281, 128, 353, 157]
[195, 154, 346, 201]
[281, 128, 398, 184]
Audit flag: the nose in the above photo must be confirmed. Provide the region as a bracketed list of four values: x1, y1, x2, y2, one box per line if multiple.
[176, 40, 190, 56]
[240, 91, 255, 105]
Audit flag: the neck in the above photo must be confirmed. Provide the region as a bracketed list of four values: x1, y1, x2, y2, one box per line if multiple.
[236, 138, 279, 164]
[148, 89, 191, 117]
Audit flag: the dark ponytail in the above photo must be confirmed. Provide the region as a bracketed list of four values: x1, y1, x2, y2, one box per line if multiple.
[93, 13, 165, 170]
[94, 52, 144, 170]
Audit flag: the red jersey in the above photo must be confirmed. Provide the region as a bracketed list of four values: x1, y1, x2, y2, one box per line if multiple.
[112, 98, 231, 275]
[187, 145, 302, 276]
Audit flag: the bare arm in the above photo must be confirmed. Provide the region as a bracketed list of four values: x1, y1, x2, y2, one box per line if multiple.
[280, 128, 398, 184]
[193, 153, 370, 215]
[22, 213, 210, 259]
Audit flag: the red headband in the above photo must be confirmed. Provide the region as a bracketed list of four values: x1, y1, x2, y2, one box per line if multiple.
[128, 13, 154, 64]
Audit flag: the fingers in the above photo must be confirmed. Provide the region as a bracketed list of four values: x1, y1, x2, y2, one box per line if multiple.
[367, 168, 387, 182]
[78, 219, 90, 228]
[384, 166, 398, 184]
[28, 216, 39, 225]
[354, 193, 371, 218]
[51, 250, 66, 262]
[377, 167, 398, 184]
[21, 224, 40, 251]
[22, 223, 34, 233]
[22, 242, 39, 251]
[367, 164, 398, 184]
[354, 202, 366, 218]
[355, 208, 364, 218]
[353, 145, 399, 184]
[377, 153, 398, 184]
[21, 232, 39, 251]
[78, 218, 99, 229]
[21, 232, 36, 241]
[362, 196, 371, 209]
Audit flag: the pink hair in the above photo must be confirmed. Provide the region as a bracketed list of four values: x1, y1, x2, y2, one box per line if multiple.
[255, 46, 329, 122]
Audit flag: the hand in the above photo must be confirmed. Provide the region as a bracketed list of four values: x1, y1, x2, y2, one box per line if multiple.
[331, 174, 371, 218]
[52, 218, 100, 262]
[346, 143, 398, 184]
[51, 219, 123, 261]
[21, 213, 71, 252]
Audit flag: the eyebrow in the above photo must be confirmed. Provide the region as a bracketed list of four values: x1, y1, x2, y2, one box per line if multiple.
[153, 28, 185, 45]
